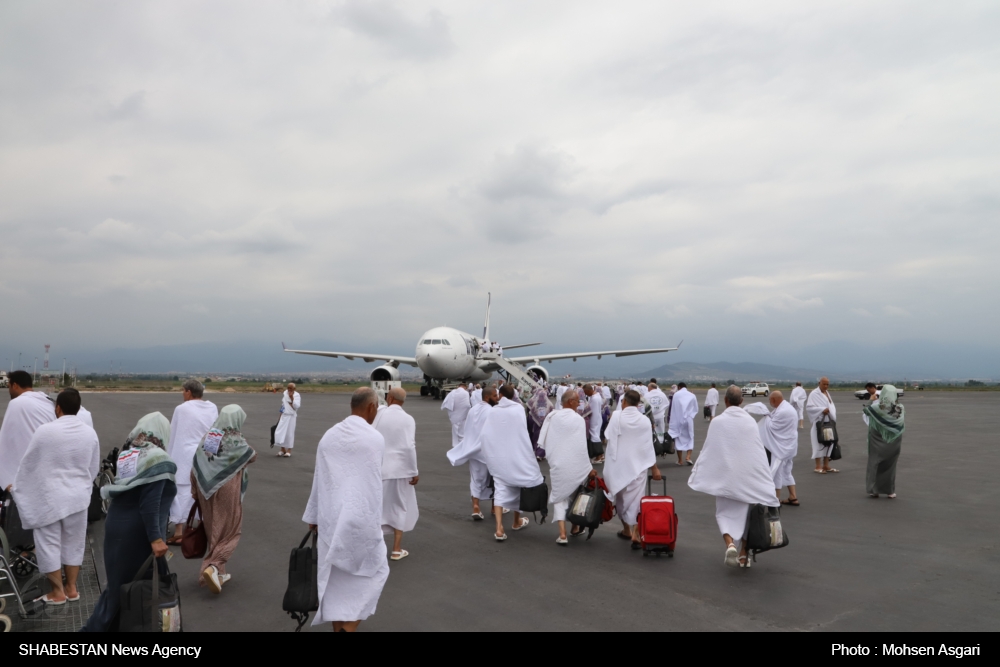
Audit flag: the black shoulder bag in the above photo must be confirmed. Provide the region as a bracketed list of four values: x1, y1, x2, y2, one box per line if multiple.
[518, 479, 549, 524]
[744, 504, 789, 562]
[283, 530, 319, 632]
[816, 415, 841, 460]
[119, 553, 182, 632]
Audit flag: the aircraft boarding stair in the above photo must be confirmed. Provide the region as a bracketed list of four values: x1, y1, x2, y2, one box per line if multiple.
[485, 354, 543, 391]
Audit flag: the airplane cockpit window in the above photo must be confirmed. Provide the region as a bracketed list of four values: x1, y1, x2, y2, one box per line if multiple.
[422, 339, 432, 345]
[442, 340, 451, 346]
[431, 339, 442, 345]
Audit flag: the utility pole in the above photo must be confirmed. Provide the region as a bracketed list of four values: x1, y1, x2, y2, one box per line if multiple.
[33, 357, 37, 383]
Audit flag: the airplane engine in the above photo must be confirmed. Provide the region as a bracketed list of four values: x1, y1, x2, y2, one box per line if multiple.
[369, 364, 401, 382]
[525, 365, 549, 383]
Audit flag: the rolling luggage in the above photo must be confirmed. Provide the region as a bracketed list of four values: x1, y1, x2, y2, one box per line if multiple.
[636, 475, 677, 557]
[567, 478, 606, 539]
[745, 503, 789, 561]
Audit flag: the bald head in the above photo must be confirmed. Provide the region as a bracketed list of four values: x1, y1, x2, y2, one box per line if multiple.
[819, 377, 830, 392]
[769, 391, 783, 408]
[387, 387, 407, 405]
[499, 383, 516, 400]
[724, 385, 743, 407]
[351, 387, 378, 423]
[561, 389, 579, 408]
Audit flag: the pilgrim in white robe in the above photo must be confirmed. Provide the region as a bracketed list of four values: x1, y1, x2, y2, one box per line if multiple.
[303, 415, 389, 624]
[374, 405, 419, 534]
[603, 407, 655, 525]
[587, 393, 603, 444]
[447, 401, 493, 500]
[274, 390, 301, 449]
[556, 385, 569, 407]
[805, 388, 837, 459]
[470, 387, 483, 406]
[746, 401, 799, 489]
[168, 399, 219, 524]
[479, 398, 543, 509]
[688, 406, 779, 550]
[11, 415, 99, 572]
[646, 388, 669, 436]
[78, 406, 94, 429]
[538, 409, 591, 521]
[601, 385, 612, 402]
[667, 387, 698, 452]
[0, 390, 55, 490]
[789, 386, 807, 421]
[441, 388, 471, 449]
[704, 387, 720, 417]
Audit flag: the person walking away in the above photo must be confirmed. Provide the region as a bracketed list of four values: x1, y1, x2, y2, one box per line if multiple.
[790, 382, 807, 429]
[646, 382, 669, 442]
[704, 383, 719, 420]
[275, 383, 301, 458]
[862, 385, 905, 499]
[805, 377, 838, 474]
[668, 382, 698, 466]
[83, 413, 177, 631]
[191, 405, 256, 593]
[374, 388, 419, 560]
[167, 380, 218, 544]
[746, 392, 800, 505]
[538, 390, 594, 544]
[479, 384, 543, 541]
[0, 370, 56, 491]
[527, 386, 552, 459]
[441, 384, 471, 449]
[603, 390, 661, 549]
[303, 388, 389, 633]
[447, 386, 498, 520]
[688, 386, 779, 568]
[10, 389, 99, 604]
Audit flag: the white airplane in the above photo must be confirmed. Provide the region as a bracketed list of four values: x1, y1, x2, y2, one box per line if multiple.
[283, 295, 681, 397]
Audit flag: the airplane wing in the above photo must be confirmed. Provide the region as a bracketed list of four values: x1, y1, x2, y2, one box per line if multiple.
[509, 342, 681, 364]
[282, 343, 418, 367]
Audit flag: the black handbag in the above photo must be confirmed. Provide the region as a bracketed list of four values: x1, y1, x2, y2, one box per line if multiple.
[283, 530, 319, 632]
[269, 418, 280, 448]
[829, 442, 842, 461]
[587, 439, 604, 459]
[744, 504, 789, 561]
[119, 554, 182, 632]
[662, 432, 676, 455]
[703, 406, 711, 418]
[816, 415, 839, 445]
[567, 482, 605, 535]
[518, 480, 549, 524]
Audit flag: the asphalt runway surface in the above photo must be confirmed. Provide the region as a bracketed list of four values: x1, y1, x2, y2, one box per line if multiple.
[2, 389, 998, 632]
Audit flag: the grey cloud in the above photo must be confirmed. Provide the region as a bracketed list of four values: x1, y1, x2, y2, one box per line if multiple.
[101, 90, 146, 121]
[334, 1, 454, 60]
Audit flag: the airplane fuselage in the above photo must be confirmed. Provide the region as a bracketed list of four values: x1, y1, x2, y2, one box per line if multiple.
[414, 326, 493, 382]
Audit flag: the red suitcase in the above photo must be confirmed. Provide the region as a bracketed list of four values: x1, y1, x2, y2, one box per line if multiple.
[637, 476, 677, 557]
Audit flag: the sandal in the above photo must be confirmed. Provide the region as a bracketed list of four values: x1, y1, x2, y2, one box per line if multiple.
[494, 533, 507, 542]
[556, 537, 568, 546]
[512, 517, 530, 531]
[781, 498, 800, 506]
[471, 512, 485, 521]
[813, 469, 826, 474]
[630, 542, 642, 550]
[617, 530, 632, 540]
[34, 594, 66, 606]
[165, 536, 183, 545]
[390, 550, 409, 561]
[823, 468, 839, 473]
[869, 493, 879, 498]
[888, 494, 896, 499]
[570, 528, 585, 537]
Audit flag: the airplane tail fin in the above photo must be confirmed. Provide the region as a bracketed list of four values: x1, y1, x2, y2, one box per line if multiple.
[483, 292, 491, 342]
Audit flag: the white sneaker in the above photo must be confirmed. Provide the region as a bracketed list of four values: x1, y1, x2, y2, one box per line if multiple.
[219, 573, 231, 585]
[202, 566, 222, 593]
[724, 545, 739, 567]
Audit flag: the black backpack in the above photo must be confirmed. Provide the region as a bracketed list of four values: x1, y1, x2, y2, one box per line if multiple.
[518, 480, 549, 524]
[745, 504, 789, 561]
[283, 530, 319, 631]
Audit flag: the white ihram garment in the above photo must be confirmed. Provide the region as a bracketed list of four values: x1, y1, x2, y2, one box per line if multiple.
[0, 391, 55, 490]
[705, 387, 719, 418]
[789, 386, 807, 420]
[538, 409, 591, 506]
[805, 389, 837, 459]
[667, 388, 698, 452]
[603, 407, 655, 525]
[587, 394, 603, 442]
[447, 401, 493, 500]
[470, 388, 483, 406]
[13, 416, 99, 573]
[274, 390, 301, 448]
[78, 406, 94, 429]
[167, 400, 218, 523]
[303, 416, 388, 624]
[480, 398, 543, 509]
[374, 405, 419, 534]
[441, 389, 471, 448]
[688, 407, 779, 547]
[646, 388, 668, 435]
[748, 401, 799, 489]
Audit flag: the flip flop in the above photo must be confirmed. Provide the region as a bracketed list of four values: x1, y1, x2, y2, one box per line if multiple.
[66, 592, 81, 602]
[824, 468, 839, 473]
[813, 469, 826, 474]
[512, 517, 530, 531]
[781, 498, 800, 506]
[494, 533, 507, 542]
[471, 512, 485, 521]
[35, 594, 66, 606]
[617, 530, 632, 540]
[165, 536, 183, 545]
[390, 550, 409, 561]
[630, 542, 642, 551]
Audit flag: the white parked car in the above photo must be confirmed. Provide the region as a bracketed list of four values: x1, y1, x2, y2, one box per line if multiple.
[854, 384, 904, 400]
[741, 382, 769, 397]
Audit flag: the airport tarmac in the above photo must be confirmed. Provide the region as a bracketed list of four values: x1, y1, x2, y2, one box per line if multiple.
[2, 389, 998, 632]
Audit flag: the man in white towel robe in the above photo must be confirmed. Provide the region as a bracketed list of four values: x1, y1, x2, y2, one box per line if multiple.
[688, 386, 780, 567]
[11, 389, 99, 603]
[275, 383, 301, 457]
[441, 385, 471, 449]
[303, 387, 389, 632]
[167, 379, 218, 542]
[704, 383, 720, 420]
[646, 383, 669, 439]
[539, 391, 595, 543]
[480, 384, 543, 540]
[0, 370, 56, 490]
[790, 383, 807, 429]
[746, 392, 800, 505]
[668, 383, 698, 466]
[447, 386, 497, 520]
[374, 388, 419, 561]
[583, 384, 604, 462]
[470, 384, 483, 406]
[603, 390, 661, 548]
[805, 377, 838, 473]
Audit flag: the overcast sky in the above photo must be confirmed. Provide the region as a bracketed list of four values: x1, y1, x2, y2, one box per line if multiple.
[2, 1, 998, 376]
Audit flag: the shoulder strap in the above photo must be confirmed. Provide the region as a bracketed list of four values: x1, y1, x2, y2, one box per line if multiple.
[131, 553, 155, 583]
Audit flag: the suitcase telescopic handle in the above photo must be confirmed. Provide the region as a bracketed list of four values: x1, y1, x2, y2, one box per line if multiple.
[646, 473, 667, 496]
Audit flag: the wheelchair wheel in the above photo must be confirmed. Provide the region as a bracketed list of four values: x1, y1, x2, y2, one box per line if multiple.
[0, 596, 6, 613]
[98, 471, 115, 514]
[12, 551, 36, 578]
[0, 614, 10, 632]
